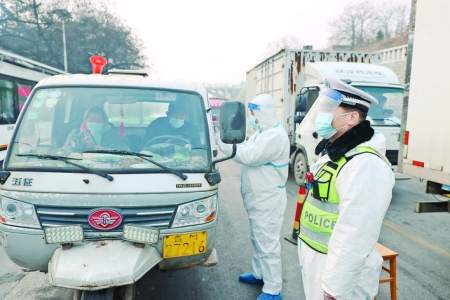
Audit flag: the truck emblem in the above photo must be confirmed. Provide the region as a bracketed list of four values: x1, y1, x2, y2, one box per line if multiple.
[88, 209, 122, 230]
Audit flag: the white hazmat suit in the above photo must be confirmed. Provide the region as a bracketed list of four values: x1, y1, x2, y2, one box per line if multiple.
[298, 132, 395, 299]
[218, 94, 290, 295]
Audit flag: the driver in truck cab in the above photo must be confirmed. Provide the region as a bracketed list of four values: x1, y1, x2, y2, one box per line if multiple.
[144, 100, 201, 147]
[63, 106, 129, 152]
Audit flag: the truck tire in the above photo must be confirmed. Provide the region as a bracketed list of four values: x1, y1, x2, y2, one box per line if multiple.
[113, 284, 136, 300]
[81, 288, 114, 300]
[294, 152, 308, 186]
[73, 290, 82, 300]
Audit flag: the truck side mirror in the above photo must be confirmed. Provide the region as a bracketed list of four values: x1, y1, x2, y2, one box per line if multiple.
[210, 101, 246, 173]
[219, 101, 246, 144]
[295, 94, 307, 113]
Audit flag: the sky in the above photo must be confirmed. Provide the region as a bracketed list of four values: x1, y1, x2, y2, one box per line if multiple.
[112, 0, 356, 85]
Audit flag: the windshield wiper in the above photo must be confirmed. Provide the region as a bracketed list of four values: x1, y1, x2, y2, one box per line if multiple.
[83, 150, 188, 180]
[16, 154, 114, 181]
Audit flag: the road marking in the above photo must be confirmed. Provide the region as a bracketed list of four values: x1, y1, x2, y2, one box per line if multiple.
[383, 220, 450, 259]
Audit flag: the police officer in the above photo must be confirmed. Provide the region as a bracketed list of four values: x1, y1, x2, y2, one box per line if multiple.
[296, 77, 395, 299]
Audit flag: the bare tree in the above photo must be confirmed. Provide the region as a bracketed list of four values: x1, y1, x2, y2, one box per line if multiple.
[0, 0, 149, 73]
[264, 35, 302, 56]
[328, 0, 410, 49]
[378, 1, 398, 38]
[66, 0, 149, 73]
[393, 1, 410, 36]
[328, 0, 379, 50]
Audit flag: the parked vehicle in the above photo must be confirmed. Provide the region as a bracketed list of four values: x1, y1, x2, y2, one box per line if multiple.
[398, 0, 450, 213]
[246, 49, 404, 185]
[0, 57, 246, 299]
[0, 49, 66, 160]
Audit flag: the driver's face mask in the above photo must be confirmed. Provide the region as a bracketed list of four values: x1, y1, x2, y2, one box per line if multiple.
[170, 118, 184, 129]
[86, 122, 104, 133]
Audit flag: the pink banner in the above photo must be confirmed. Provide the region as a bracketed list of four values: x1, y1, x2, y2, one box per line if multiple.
[18, 86, 31, 97]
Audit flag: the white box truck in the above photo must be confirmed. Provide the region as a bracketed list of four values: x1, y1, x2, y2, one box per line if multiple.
[246, 49, 404, 185]
[398, 0, 450, 213]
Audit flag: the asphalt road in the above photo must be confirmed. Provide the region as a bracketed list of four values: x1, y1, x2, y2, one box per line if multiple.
[0, 159, 449, 300]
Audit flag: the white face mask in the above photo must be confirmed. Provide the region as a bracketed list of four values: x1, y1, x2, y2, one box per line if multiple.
[169, 118, 184, 129]
[314, 112, 350, 139]
[248, 115, 259, 129]
[86, 122, 104, 133]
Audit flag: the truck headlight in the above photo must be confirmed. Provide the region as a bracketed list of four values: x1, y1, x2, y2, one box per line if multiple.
[0, 197, 40, 229]
[171, 194, 217, 228]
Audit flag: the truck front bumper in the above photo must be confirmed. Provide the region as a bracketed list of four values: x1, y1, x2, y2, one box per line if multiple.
[48, 240, 162, 291]
[0, 224, 57, 271]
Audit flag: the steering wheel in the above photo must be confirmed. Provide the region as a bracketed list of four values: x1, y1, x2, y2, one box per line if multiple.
[145, 135, 192, 148]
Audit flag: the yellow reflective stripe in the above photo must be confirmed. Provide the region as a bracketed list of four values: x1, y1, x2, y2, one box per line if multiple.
[300, 225, 330, 245]
[306, 197, 340, 214]
[299, 234, 328, 253]
[354, 146, 391, 166]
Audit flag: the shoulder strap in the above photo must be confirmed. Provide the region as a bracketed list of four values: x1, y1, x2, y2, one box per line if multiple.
[346, 146, 391, 166]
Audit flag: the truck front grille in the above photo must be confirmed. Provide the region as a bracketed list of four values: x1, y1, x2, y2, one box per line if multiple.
[35, 205, 176, 231]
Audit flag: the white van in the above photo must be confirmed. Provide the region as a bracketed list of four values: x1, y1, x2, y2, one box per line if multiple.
[0, 67, 245, 299]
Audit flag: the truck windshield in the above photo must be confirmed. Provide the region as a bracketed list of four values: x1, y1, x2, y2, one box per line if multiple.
[6, 87, 211, 173]
[357, 86, 404, 125]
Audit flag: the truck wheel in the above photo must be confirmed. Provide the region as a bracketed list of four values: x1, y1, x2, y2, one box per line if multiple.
[294, 152, 307, 186]
[113, 284, 136, 300]
[81, 288, 114, 300]
[73, 290, 82, 300]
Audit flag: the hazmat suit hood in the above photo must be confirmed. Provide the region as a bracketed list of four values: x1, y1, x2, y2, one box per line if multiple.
[251, 94, 279, 130]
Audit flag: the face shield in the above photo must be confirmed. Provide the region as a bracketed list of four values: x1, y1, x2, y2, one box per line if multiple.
[247, 102, 260, 111]
[296, 88, 345, 136]
[247, 102, 260, 129]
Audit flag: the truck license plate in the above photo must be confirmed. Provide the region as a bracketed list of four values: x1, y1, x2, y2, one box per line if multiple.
[163, 231, 207, 258]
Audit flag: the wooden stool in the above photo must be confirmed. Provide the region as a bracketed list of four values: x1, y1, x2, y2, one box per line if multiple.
[376, 243, 398, 300]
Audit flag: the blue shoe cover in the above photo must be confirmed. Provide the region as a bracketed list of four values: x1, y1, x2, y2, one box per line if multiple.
[257, 292, 283, 300]
[238, 273, 264, 285]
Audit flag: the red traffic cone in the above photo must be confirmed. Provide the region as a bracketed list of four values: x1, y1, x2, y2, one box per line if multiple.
[284, 186, 307, 245]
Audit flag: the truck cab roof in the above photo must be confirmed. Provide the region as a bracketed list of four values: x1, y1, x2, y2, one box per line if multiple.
[35, 73, 208, 97]
[305, 62, 402, 87]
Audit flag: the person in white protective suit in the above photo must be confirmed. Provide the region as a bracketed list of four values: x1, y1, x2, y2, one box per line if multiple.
[296, 77, 395, 300]
[217, 94, 290, 300]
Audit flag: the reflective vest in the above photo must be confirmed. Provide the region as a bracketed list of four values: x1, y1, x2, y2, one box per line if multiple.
[298, 146, 390, 254]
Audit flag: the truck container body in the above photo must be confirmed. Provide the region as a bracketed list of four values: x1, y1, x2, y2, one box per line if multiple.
[399, 0, 450, 213]
[246, 49, 404, 184]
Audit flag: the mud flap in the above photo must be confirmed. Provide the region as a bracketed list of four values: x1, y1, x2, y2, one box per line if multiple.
[49, 240, 162, 290]
[200, 248, 218, 267]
